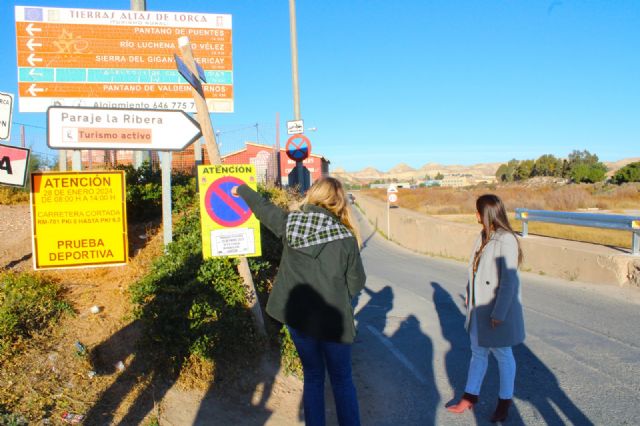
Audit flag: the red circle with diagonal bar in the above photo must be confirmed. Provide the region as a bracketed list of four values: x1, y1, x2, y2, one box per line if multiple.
[205, 176, 252, 227]
[285, 134, 312, 162]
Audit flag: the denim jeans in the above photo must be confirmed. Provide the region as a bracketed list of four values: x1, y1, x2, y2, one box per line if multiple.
[464, 312, 516, 399]
[288, 327, 361, 426]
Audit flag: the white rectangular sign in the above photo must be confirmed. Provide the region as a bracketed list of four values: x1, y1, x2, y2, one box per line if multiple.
[47, 106, 202, 151]
[0, 144, 30, 187]
[210, 228, 255, 257]
[287, 119, 304, 135]
[0, 92, 14, 141]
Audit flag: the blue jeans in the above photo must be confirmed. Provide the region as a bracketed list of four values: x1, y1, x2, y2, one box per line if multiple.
[288, 327, 361, 426]
[465, 312, 516, 399]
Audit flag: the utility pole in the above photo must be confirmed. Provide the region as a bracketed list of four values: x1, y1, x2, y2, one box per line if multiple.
[275, 112, 281, 186]
[131, 0, 150, 169]
[255, 122, 259, 144]
[289, 0, 301, 120]
[289, 0, 306, 193]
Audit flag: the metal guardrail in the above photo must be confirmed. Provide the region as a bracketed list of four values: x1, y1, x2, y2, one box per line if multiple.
[515, 208, 640, 255]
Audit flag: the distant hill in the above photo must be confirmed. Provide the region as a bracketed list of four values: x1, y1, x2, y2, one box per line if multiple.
[333, 157, 640, 184]
[604, 158, 640, 177]
[333, 161, 502, 184]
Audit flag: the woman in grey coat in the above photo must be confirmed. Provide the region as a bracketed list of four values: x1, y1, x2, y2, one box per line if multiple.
[447, 194, 525, 423]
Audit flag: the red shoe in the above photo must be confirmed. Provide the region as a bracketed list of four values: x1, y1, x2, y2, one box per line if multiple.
[447, 392, 478, 413]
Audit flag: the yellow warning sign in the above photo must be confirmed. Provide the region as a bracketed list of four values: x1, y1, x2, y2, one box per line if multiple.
[30, 171, 128, 269]
[197, 164, 261, 258]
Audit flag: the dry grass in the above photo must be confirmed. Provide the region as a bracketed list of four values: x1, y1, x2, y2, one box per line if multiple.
[0, 225, 164, 423]
[364, 182, 640, 214]
[443, 213, 633, 249]
[362, 182, 640, 248]
[0, 187, 29, 205]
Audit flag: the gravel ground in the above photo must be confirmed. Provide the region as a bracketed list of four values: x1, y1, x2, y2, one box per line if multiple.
[0, 204, 32, 270]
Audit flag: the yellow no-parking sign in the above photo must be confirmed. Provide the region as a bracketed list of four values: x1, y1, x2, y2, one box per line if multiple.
[30, 171, 128, 270]
[197, 164, 261, 258]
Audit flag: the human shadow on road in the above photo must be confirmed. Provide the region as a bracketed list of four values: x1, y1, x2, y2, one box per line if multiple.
[512, 344, 594, 425]
[360, 223, 377, 250]
[431, 282, 471, 402]
[358, 286, 394, 333]
[354, 285, 439, 425]
[432, 282, 593, 425]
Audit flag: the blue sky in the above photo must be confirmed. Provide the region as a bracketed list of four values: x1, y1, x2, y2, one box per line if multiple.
[2, 0, 639, 171]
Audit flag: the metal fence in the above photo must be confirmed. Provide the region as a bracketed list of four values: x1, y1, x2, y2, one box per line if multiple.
[515, 208, 640, 255]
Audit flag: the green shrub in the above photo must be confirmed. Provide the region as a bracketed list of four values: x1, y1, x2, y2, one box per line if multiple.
[0, 272, 71, 355]
[0, 411, 28, 426]
[116, 162, 194, 223]
[129, 194, 258, 366]
[129, 184, 303, 373]
[279, 326, 302, 377]
[612, 162, 640, 184]
[570, 162, 607, 183]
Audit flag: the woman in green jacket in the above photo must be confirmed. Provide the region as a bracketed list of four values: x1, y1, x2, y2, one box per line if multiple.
[233, 177, 366, 426]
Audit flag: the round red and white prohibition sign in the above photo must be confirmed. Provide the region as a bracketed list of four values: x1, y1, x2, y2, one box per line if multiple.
[205, 176, 252, 227]
[285, 134, 312, 162]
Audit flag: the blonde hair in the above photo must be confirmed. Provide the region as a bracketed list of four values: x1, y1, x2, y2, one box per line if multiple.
[304, 177, 361, 247]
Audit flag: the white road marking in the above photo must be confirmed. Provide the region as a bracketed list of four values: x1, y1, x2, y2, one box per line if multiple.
[366, 324, 428, 385]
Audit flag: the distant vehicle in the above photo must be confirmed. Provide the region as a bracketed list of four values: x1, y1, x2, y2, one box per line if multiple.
[347, 193, 355, 204]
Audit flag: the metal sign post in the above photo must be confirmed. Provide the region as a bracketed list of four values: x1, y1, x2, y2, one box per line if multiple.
[387, 197, 390, 240]
[387, 186, 398, 240]
[285, 134, 311, 193]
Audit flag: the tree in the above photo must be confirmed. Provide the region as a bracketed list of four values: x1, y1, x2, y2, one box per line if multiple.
[495, 159, 519, 182]
[533, 154, 562, 177]
[566, 150, 607, 183]
[612, 162, 640, 184]
[514, 159, 535, 180]
[570, 162, 607, 183]
[495, 164, 509, 182]
[434, 172, 444, 180]
[567, 149, 600, 167]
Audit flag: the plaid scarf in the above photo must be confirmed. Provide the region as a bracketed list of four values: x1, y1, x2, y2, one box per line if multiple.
[286, 211, 354, 249]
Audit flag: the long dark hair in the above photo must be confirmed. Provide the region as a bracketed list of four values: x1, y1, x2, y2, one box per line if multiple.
[476, 194, 523, 265]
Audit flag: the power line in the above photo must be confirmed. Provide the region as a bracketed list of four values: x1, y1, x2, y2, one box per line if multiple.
[12, 121, 47, 130]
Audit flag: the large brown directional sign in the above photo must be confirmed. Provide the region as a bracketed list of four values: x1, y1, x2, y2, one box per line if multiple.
[15, 6, 233, 113]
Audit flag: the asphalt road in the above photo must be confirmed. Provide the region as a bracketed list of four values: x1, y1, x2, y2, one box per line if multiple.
[348, 208, 640, 426]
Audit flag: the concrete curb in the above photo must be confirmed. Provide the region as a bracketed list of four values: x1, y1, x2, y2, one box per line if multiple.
[355, 194, 640, 287]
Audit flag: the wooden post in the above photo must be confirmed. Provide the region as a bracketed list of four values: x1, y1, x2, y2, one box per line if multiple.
[178, 37, 266, 337]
